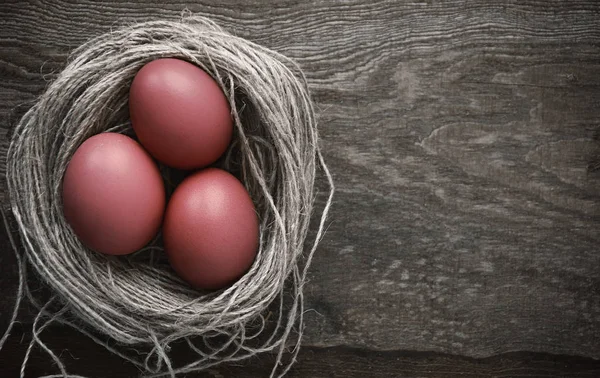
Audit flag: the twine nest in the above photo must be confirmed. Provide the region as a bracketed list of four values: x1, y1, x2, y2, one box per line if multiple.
[4, 16, 333, 377]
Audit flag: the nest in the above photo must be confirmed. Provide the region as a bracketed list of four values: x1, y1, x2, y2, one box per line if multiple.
[3, 16, 333, 377]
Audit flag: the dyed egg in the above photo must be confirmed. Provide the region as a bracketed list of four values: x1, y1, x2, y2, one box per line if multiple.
[163, 168, 259, 290]
[129, 58, 233, 170]
[62, 133, 165, 255]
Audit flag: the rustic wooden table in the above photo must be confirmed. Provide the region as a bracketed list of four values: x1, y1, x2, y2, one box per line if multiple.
[1, 1, 599, 377]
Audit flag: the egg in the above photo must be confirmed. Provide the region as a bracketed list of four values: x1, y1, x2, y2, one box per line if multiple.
[129, 58, 233, 170]
[163, 168, 259, 290]
[62, 133, 165, 255]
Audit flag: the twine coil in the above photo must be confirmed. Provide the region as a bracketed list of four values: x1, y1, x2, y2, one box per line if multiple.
[3, 15, 333, 377]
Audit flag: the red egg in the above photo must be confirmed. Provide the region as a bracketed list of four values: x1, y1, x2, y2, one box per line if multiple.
[129, 58, 233, 170]
[163, 168, 259, 290]
[62, 133, 165, 255]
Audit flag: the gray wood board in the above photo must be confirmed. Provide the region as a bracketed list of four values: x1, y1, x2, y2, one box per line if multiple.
[3, 328, 600, 378]
[0, 0, 599, 365]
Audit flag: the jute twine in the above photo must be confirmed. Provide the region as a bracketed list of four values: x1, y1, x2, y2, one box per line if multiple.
[1, 15, 333, 378]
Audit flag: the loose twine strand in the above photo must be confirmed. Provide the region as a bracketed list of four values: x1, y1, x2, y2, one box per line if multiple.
[2, 15, 334, 378]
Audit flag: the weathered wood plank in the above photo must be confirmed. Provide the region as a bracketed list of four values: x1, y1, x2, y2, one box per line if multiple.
[2, 328, 600, 378]
[0, 2, 599, 375]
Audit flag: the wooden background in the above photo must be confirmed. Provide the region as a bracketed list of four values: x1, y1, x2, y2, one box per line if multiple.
[1, 0, 600, 376]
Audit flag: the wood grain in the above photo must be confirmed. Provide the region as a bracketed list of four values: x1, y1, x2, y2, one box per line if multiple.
[1, 0, 600, 376]
[2, 327, 600, 378]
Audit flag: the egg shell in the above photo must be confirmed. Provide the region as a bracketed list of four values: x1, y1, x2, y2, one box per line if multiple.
[163, 168, 259, 290]
[62, 133, 165, 255]
[129, 58, 233, 170]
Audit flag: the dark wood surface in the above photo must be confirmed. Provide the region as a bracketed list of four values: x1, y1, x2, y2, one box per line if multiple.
[1, 0, 600, 376]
